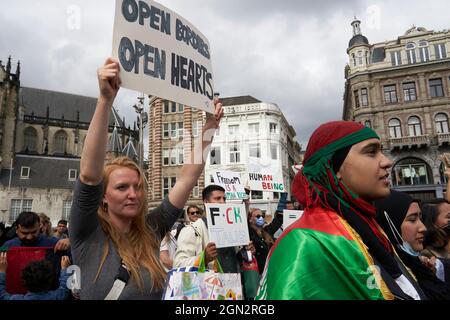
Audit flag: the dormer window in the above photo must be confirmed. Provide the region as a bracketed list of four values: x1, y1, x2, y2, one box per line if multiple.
[418, 40, 429, 62]
[357, 51, 363, 65]
[68, 169, 77, 181]
[21, 166, 30, 179]
[406, 42, 417, 64]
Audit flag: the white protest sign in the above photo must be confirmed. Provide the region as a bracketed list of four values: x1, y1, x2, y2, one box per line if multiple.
[283, 210, 304, 229]
[112, 0, 215, 113]
[292, 164, 303, 175]
[247, 172, 285, 192]
[205, 204, 249, 248]
[212, 170, 247, 200]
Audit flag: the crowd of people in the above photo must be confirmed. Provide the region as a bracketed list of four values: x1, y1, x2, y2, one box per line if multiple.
[0, 59, 449, 300]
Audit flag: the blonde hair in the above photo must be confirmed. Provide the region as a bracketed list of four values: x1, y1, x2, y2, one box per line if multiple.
[94, 157, 166, 290]
[39, 213, 53, 237]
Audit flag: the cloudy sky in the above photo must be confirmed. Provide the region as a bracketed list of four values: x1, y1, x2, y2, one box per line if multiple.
[1, 0, 449, 153]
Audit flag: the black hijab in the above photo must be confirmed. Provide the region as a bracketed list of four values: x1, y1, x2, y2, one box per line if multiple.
[375, 190, 450, 300]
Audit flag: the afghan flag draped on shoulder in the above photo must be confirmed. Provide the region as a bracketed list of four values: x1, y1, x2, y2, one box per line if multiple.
[256, 121, 396, 300]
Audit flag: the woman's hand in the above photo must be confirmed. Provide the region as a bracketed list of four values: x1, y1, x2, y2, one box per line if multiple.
[97, 58, 122, 103]
[204, 99, 223, 131]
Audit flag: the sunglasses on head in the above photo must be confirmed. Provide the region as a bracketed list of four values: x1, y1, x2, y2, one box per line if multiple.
[189, 211, 200, 215]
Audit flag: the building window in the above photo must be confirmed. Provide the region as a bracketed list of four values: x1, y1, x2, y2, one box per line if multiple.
[210, 147, 221, 165]
[440, 162, 448, 184]
[403, 82, 417, 102]
[248, 123, 259, 134]
[163, 100, 170, 114]
[390, 51, 402, 66]
[406, 43, 417, 64]
[9, 199, 33, 223]
[435, 113, 449, 134]
[364, 120, 372, 129]
[24, 127, 37, 152]
[192, 120, 202, 137]
[163, 148, 170, 166]
[163, 177, 176, 198]
[270, 143, 278, 160]
[384, 85, 397, 104]
[20, 166, 30, 179]
[357, 51, 363, 65]
[228, 125, 239, 135]
[269, 123, 278, 134]
[429, 78, 444, 98]
[251, 191, 263, 200]
[62, 200, 72, 221]
[229, 142, 240, 163]
[408, 116, 422, 136]
[388, 118, 402, 138]
[435, 43, 447, 59]
[393, 158, 432, 186]
[54, 130, 67, 154]
[273, 192, 280, 200]
[192, 181, 200, 198]
[163, 101, 183, 113]
[163, 123, 170, 139]
[249, 143, 261, 158]
[68, 169, 77, 181]
[354, 90, 360, 109]
[360, 88, 368, 106]
[163, 148, 183, 166]
[419, 41, 429, 62]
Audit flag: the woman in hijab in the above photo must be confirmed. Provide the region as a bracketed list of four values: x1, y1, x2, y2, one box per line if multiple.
[256, 121, 421, 300]
[375, 190, 450, 299]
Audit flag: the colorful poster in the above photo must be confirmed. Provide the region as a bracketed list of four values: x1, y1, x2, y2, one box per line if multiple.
[205, 204, 249, 248]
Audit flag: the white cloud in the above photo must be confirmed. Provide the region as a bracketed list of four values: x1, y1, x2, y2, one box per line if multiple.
[1, 0, 449, 149]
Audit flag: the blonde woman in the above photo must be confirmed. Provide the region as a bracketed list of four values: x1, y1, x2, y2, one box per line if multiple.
[70, 58, 222, 299]
[39, 213, 53, 237]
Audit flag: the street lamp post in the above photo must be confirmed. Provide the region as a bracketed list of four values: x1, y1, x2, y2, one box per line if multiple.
[133, 94, 147, 168]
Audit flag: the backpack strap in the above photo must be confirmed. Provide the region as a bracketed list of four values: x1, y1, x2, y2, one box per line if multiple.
[104, 261, 130, 300]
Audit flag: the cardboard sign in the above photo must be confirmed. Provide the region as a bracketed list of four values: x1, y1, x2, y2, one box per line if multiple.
[212, 170, 247, 200]
[112, 0, 215, 113]
[247, 172, 285, 192]
[205, 204, 249, 248]
[283, 210, 304, 229]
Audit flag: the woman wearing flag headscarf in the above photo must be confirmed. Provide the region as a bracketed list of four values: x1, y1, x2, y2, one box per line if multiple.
[375, 190, 450, 300]
[256, 121, 421, 300]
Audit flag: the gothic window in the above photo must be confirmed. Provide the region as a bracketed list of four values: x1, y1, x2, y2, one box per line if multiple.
[54, 130, 68, 154]
[24, 127, 37, 152]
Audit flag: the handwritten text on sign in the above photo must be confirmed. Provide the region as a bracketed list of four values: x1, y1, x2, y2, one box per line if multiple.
[283, 210, 304, 230]
[205, 204, 249, 248]
[212, 171, 246, 200]
[248, 173, 285, 192]
[112, 0, 215, 113]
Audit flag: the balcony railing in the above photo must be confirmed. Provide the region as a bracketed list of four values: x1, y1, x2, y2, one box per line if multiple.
[437, 133, 450, 146]
[389, 135, 429, 150]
